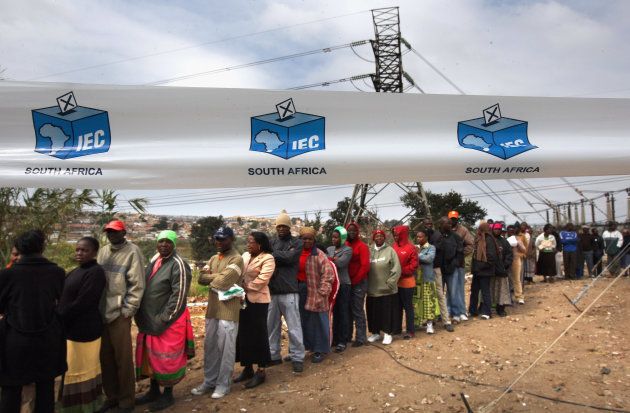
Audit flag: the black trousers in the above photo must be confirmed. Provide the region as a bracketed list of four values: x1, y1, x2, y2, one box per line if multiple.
[398, 287, 415, 334]
[0, 380, 55, 413]
[469, 275, 492, 317]
[332, 284, 352, 345]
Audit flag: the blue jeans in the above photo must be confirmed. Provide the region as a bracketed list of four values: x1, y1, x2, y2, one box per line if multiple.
[443, 270, 466, 317]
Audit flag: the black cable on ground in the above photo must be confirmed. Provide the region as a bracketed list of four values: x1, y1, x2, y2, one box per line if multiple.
[368, 343, 630, 413]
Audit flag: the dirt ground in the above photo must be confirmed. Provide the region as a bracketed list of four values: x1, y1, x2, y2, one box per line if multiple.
[135, 276, 630, 413]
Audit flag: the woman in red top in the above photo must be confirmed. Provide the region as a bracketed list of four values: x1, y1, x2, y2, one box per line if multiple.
[392, 226, 418, 339]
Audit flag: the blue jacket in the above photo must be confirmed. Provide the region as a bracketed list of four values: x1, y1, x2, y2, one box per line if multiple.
[418, 243, 436, 282]
[559, 231, 578, 253]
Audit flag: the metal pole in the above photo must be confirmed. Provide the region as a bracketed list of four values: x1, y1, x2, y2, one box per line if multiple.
[546, 209, 550, 224]
[605, 193, 612, 221]
[611, 193, 616, 222]
[567, 202, 572, 222]
[590, 201, 596, 224]
[580, 200, 586, 225]
[574, 203, 580, 225]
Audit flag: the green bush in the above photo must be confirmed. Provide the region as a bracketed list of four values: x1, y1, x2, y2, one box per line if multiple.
[189, 268, 209, 298]
[45, 242, 77, 272]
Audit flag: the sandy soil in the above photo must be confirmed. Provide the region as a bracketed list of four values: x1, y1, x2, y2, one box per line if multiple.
[135, 276, 630, 413]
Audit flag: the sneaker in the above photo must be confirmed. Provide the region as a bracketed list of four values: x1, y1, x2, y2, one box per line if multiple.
[518, 299, 525, 305]
[452, 315, 461, 322]
[334, 343, 347, 353]
[191, 383, 214, 396]
[382, 334, 393, 345]
[367, 334, 381, 343]
[459, 314, 468, 321]
[403, 332, 414, 340]
[444, 323, 454, 332]
[481, 314, 490, 320]
[292, 361, 304, 373]
[426, 323, 435, 334]
[211, 390, 227, 399]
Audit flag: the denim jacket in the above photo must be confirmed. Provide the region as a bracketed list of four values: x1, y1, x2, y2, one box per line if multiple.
[418, 243, 436, 283]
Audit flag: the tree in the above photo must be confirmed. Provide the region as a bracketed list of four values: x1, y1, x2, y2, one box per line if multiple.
[91, 189, 147, 237]
[153, 216, 169, 230]
[190, 216, 224, 261]
[303, 211, 327, 246]
[401, 189, 486, 229]
[323, 197, 381, 242]
[171, 222, 180, 232]
[0, 188, 94, 263]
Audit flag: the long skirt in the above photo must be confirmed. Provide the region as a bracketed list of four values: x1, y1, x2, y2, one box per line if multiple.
[135, 308, 195, 387]
[490, 276, 512, 306]
[58, 339, 104, 413]
[524, 256, 536, 278]
[413, 281, 440, 327]
[537, 251, 557, 277]
[235, 300, 271, 367]
[366, 293, 401, 335]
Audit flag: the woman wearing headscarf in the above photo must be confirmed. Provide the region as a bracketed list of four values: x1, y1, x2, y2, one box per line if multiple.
[535, 224, 558, 283]
[57, 237, 106, 413]
[392, 226, 418, 339]
[233, 232, 275, 389]
[327, 226, 353, 353]
[134, 230, 194, 412]
[490, 223, 513, 317]
[522, 222, 537, 284]
[414, 230, 439, 334]
[298, 227, 335, 363]
[0, 230, 66, 413]
[366, 229, 401, 345]
[468, 222, 499, 320]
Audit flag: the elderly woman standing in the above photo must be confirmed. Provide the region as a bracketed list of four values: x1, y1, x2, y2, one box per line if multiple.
[490, 223, 513, 317]
[234, 232, 275, 389]
[134, 230, 193, 412]
[0, 230, 66, 413]
[535, 224, 558, 283]
[327, 226, 353, 353]
[57, 237, 106, 413]
[298, 227, 335, 364]
[469, 222, 499, 320]
[366, 229, 401, 345]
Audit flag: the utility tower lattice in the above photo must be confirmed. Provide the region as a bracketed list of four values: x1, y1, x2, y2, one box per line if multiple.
[344, 7, 431, 228]
[370, 7, 404, 93]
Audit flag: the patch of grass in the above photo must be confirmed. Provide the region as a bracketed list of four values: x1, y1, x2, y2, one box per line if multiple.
[188, 268, 209, 298]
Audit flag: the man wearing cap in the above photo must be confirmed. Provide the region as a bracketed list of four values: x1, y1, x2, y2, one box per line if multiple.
[266, 210, 305, 373]
[135, 230, 193, 411]
[97, 220, 146, 413]
[448, 211, 474, 322]
[191, 226, 244, 399]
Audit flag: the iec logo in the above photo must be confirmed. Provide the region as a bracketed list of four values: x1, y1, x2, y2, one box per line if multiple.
[32, 91, 111, 159]
[250, 98, 325, 159]
[457, 103, 537, 160]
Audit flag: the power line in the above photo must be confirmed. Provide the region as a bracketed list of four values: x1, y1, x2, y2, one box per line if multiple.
[288, 73, 372, 90]
[146, 40, 370, 86]
[400, 37, 466, 95]
[27, 9, 371, 81]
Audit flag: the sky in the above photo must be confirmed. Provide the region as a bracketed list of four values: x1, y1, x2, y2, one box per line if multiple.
[1, 0, 629, 223]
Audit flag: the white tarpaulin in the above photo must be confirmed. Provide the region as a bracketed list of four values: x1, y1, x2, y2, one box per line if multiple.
[1, 81, 629, 189]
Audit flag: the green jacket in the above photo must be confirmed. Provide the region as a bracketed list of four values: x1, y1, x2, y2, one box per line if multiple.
[367, 245, 401, 297]
[135, 252, 192, 336]
[97, 240, 146, 323]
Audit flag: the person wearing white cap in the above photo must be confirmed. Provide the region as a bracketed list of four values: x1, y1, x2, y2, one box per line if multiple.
[266, 210, 306, 373]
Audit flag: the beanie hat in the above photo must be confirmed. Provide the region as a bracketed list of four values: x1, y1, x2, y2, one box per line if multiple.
[157, 230, 178, 246]
[333, 226, 348, 244]
[275, 209, 291, 228]
[299, 226, 317, 237]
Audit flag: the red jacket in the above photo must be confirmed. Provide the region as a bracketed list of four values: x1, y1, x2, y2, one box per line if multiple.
[345, 222, 370, 285]
[392, 225, 418, 288]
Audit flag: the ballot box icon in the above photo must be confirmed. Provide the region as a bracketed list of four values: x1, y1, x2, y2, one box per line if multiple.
[32, 92, 111, 159]
[457, 104, 536, 160]
[250, 98, 325, 159]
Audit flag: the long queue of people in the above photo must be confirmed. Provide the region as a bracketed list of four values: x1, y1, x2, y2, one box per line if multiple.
[1, 212, 628, 413]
